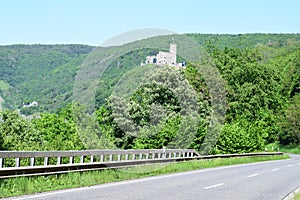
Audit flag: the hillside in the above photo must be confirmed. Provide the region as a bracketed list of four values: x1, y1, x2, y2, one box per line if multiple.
[1, 33, 299, 113]
[0, 44, 93, 112]
[0, 33, 299, 153]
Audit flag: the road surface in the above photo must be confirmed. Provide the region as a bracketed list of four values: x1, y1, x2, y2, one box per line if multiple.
[6, 154, 300, 200]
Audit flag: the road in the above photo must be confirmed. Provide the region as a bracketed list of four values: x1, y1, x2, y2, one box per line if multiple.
[6, 154, 300, 200]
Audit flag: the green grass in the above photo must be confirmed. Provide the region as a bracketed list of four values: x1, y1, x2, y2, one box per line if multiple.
[295, 192, 300, 200]
[0, 154, 289, 198]
[265, 142, 300, 154]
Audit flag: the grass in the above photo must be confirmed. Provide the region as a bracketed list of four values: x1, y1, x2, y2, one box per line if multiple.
[295, 192, 300, 200]
[265, 142, 300, 154]
[0, 154, 289, 198]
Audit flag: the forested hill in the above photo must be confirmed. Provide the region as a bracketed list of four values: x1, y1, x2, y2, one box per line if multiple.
[0, 33, 299, 153]
[0, 33, 300, 113]
[188, 33, 300, 49]
[0, 44, 94, 112]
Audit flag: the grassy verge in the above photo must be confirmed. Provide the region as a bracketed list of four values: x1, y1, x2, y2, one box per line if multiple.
[265, 142, 300, 154]
[0, 154, 289, 198]
[295, 192, 300, 200]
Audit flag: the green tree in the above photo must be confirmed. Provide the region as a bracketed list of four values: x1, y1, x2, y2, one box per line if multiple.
[278, 94, 300, 145]
[33, 105, 85, 150]
[215, 118, 266, 154]
[97, 65, 208, 149]
[212, 47, 285, 144]
[0, 111, 41, 150]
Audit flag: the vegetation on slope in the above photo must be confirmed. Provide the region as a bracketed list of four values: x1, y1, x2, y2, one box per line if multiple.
[0, 34, 299, 154]
[0, 44, 93, 112]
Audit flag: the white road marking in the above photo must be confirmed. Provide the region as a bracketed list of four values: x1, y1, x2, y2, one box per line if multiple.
[272, 168, 279, 172]
[204, 183, 224, 190]
[287, 165, 293, 167]
[247, 173, 259, 178]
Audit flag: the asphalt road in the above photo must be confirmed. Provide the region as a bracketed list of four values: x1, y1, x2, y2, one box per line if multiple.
[6, 154, 300, 200]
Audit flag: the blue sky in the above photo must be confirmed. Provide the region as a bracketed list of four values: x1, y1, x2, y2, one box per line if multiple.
[0, 0, 299, 45]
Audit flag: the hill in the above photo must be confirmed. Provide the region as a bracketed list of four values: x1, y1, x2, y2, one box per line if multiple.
[2, 33, 299, 113]
[0, 33, 299, 153]
[0, 44, 93, 112]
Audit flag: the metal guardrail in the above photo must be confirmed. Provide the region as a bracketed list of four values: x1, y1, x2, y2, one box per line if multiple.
[195, 152, 284, 160]
[0, 150, 283, 179]
[0, 149, 199, 178]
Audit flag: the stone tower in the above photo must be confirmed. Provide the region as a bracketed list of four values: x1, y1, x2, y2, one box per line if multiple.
[169, 44, 177, 65]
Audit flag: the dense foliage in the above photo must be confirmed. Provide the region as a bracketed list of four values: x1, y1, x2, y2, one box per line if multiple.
[0, 44, 93, 112]
[0, 34, 299, 153]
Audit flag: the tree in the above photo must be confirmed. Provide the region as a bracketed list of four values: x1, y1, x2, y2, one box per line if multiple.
[214, 118, 266, 154]
[97, 65, 207, 149]
[33, 105, 85, 150]
[212, 47, 286, 144]
[279, 94, 300, 145]
[0, 111, 41, 150]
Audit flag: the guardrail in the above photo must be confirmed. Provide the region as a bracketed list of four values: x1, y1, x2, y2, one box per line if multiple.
[0, 150, 283, 179]
[0, 149, 199, 178]
[195, 152, 284, 159]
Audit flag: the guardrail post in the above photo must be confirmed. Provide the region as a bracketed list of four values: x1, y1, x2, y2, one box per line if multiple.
[139, 153, 142, 160]
[30, 157, 35, 166]
[44, 157, 48, 166]
[132, 154, 136, 160]
[162, 146, 166, 158]
[158, 153, 161, 159]
[80, 156, 84, 164]
[146, 153, 149, 159]
[0, 158, 3, 168]
[152, 153, 155, 159]
[70, 156, 73, 164]
[117, 154, 121, 161]
[109, 155, 113, 162]
[100, 155, 104, 162]
[57, 157, 61, 165]
[125, 154, 128, 161]
[90, 155, 94, 163]
[15, 158, 20, 167]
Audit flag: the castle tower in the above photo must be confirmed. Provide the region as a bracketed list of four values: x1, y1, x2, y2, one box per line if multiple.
[169, 44, 177, 65]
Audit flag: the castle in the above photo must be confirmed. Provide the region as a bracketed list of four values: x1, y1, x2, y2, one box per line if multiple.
[141, 44, 185, 68]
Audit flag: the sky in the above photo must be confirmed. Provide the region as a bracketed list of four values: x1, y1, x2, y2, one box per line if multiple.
[0, 0, 299, 46]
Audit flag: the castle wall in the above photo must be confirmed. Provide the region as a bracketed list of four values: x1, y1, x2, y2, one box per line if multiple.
[142, 43, 183, 68]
